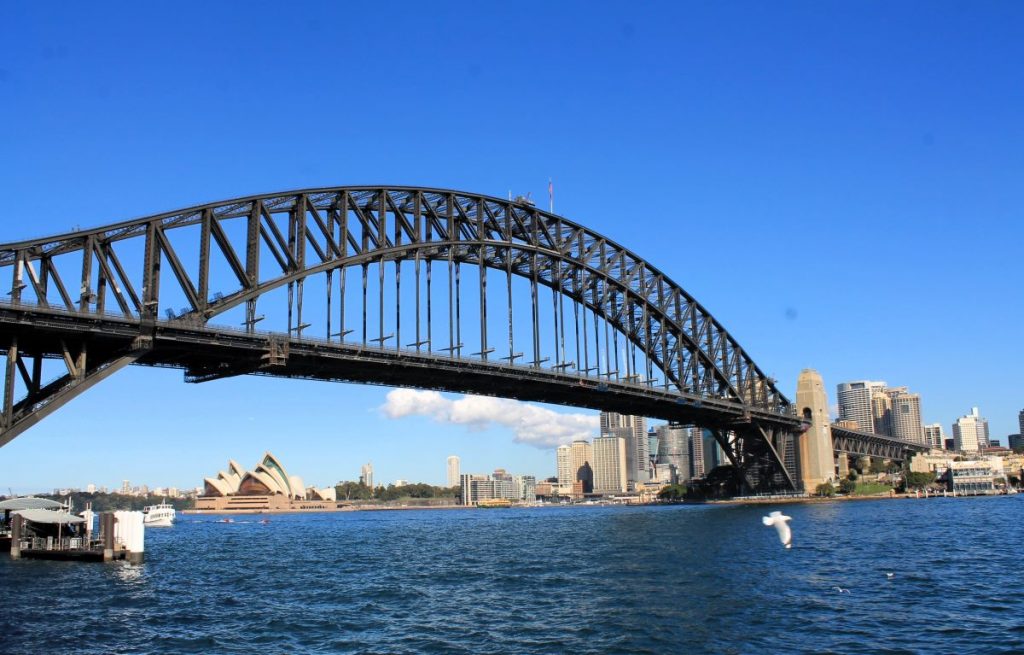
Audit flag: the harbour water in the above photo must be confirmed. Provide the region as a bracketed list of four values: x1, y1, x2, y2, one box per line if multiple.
[3, 497, 1023, 654]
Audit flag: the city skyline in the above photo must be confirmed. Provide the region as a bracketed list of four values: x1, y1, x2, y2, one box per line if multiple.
[1, 3, 1021, 492]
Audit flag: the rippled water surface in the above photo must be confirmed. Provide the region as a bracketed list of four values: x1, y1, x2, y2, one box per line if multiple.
[3, 497, 1023, 654]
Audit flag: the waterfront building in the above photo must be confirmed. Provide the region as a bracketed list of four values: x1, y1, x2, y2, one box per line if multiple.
[655, 423, 691, 482]
[460, 474, 492, 505]
[601, 412, 647, 487]
[514, 475, 537, 501]
[459, 472, 528, 505]
[360, 462, 374, 489]
[836, 381, 887, 433]
[447, 455, 461, 488]
[592, 435, 628, 494]
[197, 452, 337, 512]
[953, 407, 989, 452]
[946, 460, 998, 496]
[556, 444, 573, 487]
[924, 424, 946, 449]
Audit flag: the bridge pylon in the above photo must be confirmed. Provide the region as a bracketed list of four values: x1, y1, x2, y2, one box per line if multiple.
[794, 369, 836, 490]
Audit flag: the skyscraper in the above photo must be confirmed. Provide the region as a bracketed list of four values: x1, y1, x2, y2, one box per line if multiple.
[887, 387, 926, 445]
[924, 424, 945, 449]
[689, 427, 706, 478]
[655, 423, 690, 482]
[600, 412, 647, 487]
[360, 462, 374, 489]
[570, 439, 594, 493]
[556, 444, 573, 487]
[1019, 409, 1024, 438]
[592, 435, 628, 494]
[446, 455, 461, 488]
[836, 381, 887, 432]
[952, 407, 989, 452]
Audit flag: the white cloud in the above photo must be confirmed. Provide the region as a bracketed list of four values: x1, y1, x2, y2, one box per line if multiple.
[379, 389, 598, 449]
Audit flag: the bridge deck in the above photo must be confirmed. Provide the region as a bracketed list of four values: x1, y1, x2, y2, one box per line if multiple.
[0, 303, 800, 432]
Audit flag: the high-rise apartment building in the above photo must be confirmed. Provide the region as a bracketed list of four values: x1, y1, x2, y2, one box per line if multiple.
[836, 381, 888, 433]
[446, 455, 461, 488]
[121, 480, 130, 495]
[360, 462, 374, 489]
[556, 445, 573, 487]
[924, 424, 945, 449]
[592, 435, 628, 494]
[655, 423, 691, 482]
[887, 387, 926, 445]
[600, 412, 647, 487]
[952, 407, 989, 452]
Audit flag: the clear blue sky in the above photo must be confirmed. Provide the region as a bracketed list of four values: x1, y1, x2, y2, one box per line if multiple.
[1, 2, 1021, 493]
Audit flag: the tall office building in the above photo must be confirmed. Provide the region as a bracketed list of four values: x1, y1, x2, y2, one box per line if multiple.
[703, 431, 726, 475]
[570, 439, 594, 493]
[592, 435, 628, 494]
[924, 424, 945, 449]
[836, 381, 888, 432]
[1019, 409, 1024, 438]
[647, 428, 660, 477]
[446, 455, 461, 488]
[360, 462, 374, 489]
[952, 407, 989, 452]
[600, 412, 648, 487]
[556, 444, 573, 487]
[655, 423, 691, 482]
[870, 393, 892, 436]
[690, 427, 706, 478]
[121, 480, 131, 495]
[887, 387, 926, 445]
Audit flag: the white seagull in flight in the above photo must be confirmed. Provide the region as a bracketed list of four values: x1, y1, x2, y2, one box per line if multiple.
[762, 511, 793, 549]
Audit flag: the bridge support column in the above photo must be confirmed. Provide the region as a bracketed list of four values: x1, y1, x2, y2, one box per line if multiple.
[795, 369, 835, 491]
[837, 453, 849, 478]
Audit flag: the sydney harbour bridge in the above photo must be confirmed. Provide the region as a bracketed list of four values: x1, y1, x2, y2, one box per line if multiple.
[0, 186, 925, 492]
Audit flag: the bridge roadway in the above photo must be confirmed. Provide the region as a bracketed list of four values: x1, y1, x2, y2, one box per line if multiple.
[0, 302, 801, 449]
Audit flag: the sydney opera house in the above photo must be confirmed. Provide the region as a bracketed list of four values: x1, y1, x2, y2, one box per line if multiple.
[194, 452, 340, 513]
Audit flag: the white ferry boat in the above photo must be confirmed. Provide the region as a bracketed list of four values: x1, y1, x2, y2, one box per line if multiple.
[142, 500, 176, 527]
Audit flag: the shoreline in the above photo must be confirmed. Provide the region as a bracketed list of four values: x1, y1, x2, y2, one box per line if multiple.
[180, 490, 1012, 515]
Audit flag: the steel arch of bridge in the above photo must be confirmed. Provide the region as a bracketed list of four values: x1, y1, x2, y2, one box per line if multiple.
[0, 186, 803, 491]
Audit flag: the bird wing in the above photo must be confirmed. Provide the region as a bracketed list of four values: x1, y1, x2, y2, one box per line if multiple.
[776, 521, 792, 546]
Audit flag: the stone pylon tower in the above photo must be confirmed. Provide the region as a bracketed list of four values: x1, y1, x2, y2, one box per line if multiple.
[795, 369, 835, 490]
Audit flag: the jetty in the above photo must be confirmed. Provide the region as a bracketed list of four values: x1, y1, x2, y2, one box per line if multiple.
[1, 497, 145, 563]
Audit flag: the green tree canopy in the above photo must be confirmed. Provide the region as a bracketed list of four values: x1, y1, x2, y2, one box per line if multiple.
[904, 471, 935, 489]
